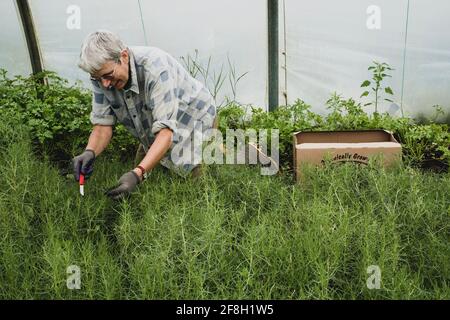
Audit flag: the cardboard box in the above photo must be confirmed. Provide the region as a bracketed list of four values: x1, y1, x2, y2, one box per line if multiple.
[293, 130, 402, 181]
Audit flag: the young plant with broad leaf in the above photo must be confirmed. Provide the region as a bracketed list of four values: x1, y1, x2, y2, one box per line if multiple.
[360, 61, 395, 114]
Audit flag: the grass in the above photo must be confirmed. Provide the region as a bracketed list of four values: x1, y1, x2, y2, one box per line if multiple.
[0, 121, 448, 300]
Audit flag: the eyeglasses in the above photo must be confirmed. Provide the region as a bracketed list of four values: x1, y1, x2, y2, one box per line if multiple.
[90, 61, 119, 82]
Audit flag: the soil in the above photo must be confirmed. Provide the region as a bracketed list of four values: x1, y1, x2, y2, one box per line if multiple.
[420, 158, 449, 173]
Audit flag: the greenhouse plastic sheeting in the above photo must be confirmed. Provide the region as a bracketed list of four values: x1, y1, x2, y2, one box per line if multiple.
[0, 1, 31, 76]
[2, 0, 449, 117]
[29, 0, 146, 85]
[138, 0, 268, 108]
[283, 0, 450, 117]
[28, 0, 267, 108]
[402, 0, 450, 119]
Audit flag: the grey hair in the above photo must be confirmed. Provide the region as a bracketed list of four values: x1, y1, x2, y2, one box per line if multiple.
[78, 30, 126, 74]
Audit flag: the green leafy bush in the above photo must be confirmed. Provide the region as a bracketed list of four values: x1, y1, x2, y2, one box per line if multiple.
[218, 95, 449, 172]
[218, 99, 323, 171]
[0, 69, 137, 165]
[0, 70, 90, 147]
[402, 123, 450, 165]
[324, 93, 371, 130]
[1, 68, 448, 173]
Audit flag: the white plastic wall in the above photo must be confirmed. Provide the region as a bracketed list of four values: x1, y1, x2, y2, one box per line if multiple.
[139, 0, 268, 108]
[29, 0, 146, 84]
[283, 0, 450, 118]
[402, 0, 450, 118]
[0, 1, 31, 76]
[27, 0, 267, 108]
[1, 1, 449, 117]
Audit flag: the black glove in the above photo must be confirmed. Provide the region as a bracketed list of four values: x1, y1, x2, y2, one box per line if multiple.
[72, 149, 96, 181]
[105, 171, 141, 200]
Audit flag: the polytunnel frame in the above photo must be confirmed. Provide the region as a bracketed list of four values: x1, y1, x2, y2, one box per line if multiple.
[15, 0, 43, 76]
[268, 0, 279, 111]
[13, 0, 281, 110]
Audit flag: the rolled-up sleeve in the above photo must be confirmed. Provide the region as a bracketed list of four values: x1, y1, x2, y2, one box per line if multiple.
[89, 81, 117, 126]
[149, 70, 179, 135]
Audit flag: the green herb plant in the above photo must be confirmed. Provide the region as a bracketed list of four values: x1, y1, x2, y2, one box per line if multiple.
[360, 61, 395, 113]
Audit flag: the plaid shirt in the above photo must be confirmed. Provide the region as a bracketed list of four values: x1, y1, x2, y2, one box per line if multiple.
[90, 46, 217, 175]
